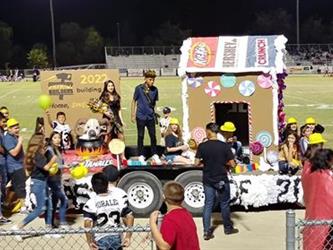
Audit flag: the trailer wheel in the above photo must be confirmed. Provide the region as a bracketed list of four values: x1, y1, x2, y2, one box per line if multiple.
[118, 171, 163, 217]
[175, 170, 204, 216]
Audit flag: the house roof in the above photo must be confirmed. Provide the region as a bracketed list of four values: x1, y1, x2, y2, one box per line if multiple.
[178, 35, 287, 76]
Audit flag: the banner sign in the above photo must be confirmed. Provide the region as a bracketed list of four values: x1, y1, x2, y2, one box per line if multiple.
[178, 35, 287, 76]
[40, 69, 120, 135]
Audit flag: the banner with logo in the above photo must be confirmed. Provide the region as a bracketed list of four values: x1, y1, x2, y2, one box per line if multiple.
[41, 69, 120, 136]
[178, 35, 287, 76]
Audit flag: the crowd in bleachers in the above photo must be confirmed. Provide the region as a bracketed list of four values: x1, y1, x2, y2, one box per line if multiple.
[286, 44, 333, 65]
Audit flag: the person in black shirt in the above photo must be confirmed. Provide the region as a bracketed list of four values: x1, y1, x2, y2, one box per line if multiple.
[195, 123, 238, 240]
[12, 134, 57, 239]
[164, 118, 192, 165]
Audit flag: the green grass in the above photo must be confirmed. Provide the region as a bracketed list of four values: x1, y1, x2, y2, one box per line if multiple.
[1, 75, 332, 148]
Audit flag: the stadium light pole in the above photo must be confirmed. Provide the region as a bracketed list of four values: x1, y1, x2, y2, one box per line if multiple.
[117, 22, 121, 47]
[296, 0, 300, 50]
[50, 0, 57, 69]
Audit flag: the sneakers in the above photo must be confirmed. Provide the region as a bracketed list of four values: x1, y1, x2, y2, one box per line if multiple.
[138, 155, 146, 164]
[224, 228, 239, 235]
[152, 154, 162, 165]
[0, 217, 12, 225]
[203, 232, 214, 241]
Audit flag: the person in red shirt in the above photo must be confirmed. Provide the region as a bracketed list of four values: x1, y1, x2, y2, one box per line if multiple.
[149, 181, 200, 250]
[302, 148, 333, 250]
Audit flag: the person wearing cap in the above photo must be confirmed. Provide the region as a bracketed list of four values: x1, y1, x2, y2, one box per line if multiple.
[159, 107, 172, 146]
[164, 118, 192, 165]
[303, 117, 325, 134]
[3, 118, 27, 213]
[281, 117, 299, 142]
[195, 122, 238, 239]
[217, 121, 236, 143]
[131, 69, 161, 164]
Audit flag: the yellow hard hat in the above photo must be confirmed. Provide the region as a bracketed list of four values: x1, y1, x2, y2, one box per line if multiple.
[305, 117, 316, 125]
[49, 163, 59, 176]
[220, 121, 236, 132]
[169, 117, 179, 125]
[308, 133, 326, 145]
[6, 118, 19, 128]
[287, 117, 297, 125]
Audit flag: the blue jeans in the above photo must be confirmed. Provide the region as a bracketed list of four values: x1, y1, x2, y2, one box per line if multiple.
[203, 182, 233, 233]
[48, 180, 68, 225]
[23, 179, 52, 226]
[279, 161, 299, 175]
[97, 235, 122, 250]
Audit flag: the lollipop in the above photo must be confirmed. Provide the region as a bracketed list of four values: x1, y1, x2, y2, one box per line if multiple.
[255, 131, 273, 148]
[108, 139, 125, 155]
[257, 74, 273, 89]
[239, 80, 255, 97]
[204, 81, 221, 97]
[191, 127, 206, 144]
[220, 74, 236, 88]
[187, 77, 203, 88]
[38, 95, 53, 110]
[250, 141, 264, 155]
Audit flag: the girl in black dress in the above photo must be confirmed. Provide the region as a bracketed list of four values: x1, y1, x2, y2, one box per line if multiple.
[99, 80, 125, 141]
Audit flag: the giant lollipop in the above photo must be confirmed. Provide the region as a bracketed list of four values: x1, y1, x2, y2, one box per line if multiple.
[38, 95, 53, 110]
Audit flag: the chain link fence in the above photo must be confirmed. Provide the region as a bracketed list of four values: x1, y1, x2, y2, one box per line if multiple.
[0, 225, 154, 250]
[286, 210, 333, 250]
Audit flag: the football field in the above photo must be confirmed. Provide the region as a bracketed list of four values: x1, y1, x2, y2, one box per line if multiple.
[0, 74, 332, 148]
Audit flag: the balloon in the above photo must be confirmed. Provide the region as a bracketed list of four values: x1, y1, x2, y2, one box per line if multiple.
[71, 164, 89, 179]
[38, 95, 53, 110]
[49, 163, 59, 176]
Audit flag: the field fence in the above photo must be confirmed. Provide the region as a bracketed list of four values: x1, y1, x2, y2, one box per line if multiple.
[0, 224, 154, 250]
[286, 210, 333, 250]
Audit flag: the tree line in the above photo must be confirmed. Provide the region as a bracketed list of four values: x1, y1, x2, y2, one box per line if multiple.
[0, 8, 332, 69]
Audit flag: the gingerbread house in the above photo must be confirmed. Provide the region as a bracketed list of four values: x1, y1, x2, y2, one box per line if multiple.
[178, 35, 288, 167]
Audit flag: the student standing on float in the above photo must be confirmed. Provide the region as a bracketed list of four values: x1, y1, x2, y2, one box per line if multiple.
[131, 70, 161, 164]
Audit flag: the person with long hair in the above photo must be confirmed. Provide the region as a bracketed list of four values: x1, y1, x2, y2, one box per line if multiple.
[278, 132, 301, 175]
[99, 80, 125, 140]
[302, 149, 333, 250]
[45, 131, 68, 228]
[164, 118, 192, 165]
[281, 117, 298, 142]
[11, 134, 57, 240]
[299, 125, 312, 157]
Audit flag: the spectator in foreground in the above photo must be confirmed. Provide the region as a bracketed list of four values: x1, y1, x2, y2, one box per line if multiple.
[302, 149, 333, 250]
[149, 181, 200, 250]
[83, 172, 133, 250]
[195, 122, 238, 240]
[11, 134, 57, 241]
[3, 118, 26, 213]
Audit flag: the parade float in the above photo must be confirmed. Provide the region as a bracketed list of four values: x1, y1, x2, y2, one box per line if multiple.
[28, 36, 304, 217]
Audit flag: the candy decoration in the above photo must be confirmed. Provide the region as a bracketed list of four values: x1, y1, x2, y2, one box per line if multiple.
[71, 163, 89, 180]
[220, 74, 236, 88]
[187, 77, 203, 88]
[257, 74, 273, 89]
[38, 95, 53, 110]
[250, 141, 264, 155]
[239, 80, 255, 96]
[108, 139, 125, 155]
[256, 131, 273, 148]
[191, 127, 206, 144]
[204, 81, 221, 97]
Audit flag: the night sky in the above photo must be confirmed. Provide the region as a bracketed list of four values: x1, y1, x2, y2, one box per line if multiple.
[1, 0, 332, 48]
